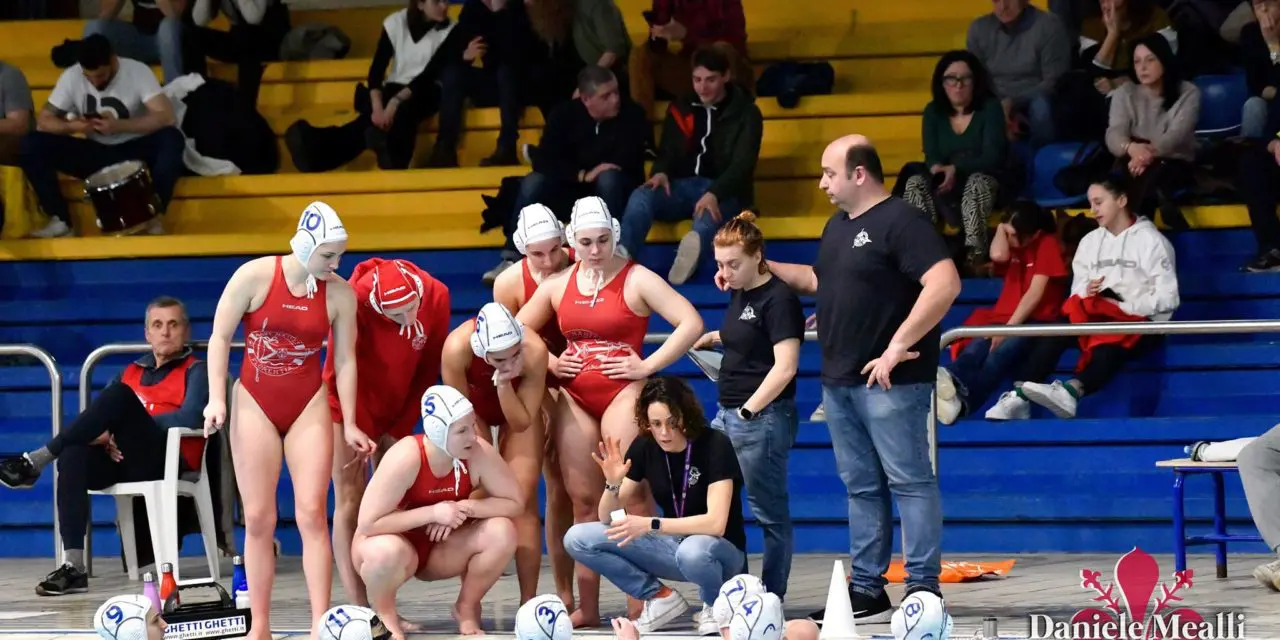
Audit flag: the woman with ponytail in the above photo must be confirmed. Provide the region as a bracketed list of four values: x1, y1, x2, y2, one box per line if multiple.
[692, 211, 805, 598]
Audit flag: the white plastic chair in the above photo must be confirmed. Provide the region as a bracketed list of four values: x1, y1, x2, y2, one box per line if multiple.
[89, 427, 221, 582]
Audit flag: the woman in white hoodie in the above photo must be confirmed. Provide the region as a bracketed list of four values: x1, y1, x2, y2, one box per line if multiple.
[984, 176, 1180, 421]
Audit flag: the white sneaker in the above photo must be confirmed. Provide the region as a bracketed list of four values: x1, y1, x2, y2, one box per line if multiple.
[810, 403, 825, 422]
[1254, 558, 1280, 591]
[985, 391, 1031, 421]
[935, 367, 962, 425]
[29, 218, 71, 238]
[668, 231, 701, 285]
[146, 218, 165, 235]
[483, 260, 513, 286]
[1018, 380, 1078, 418]
[696, 605, 719, 636]
[635, 589, 689, 633]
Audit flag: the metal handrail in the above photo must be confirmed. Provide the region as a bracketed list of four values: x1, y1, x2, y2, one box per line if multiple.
[76, 340, 247, 574]
[0, 347, 62, 567]
[930, 319, 1280, 475]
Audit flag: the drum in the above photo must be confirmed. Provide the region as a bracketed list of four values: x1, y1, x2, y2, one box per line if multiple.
[83, 160, 160, 236]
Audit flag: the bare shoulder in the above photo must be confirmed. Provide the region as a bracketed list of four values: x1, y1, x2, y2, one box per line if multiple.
[326, 275, 356, 303]
[623, 262, 668, 313]
[543, 265, 575, 303]
[384, 435, 422, 468]
[225, 256, 275, 296]
[492, 259, 524, 298]
[443, 319, 475, 359]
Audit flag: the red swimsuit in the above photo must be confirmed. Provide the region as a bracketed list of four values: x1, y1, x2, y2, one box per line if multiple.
[557, 261, 649, 419]
[398, 435, 474, 574]
[240, 256, 330, 434]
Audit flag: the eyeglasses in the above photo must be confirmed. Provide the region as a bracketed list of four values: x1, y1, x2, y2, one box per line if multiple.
[943, 75, 973, 87]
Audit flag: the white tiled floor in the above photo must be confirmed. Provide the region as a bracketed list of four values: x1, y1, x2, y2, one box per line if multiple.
[0, 553, 1275, 639]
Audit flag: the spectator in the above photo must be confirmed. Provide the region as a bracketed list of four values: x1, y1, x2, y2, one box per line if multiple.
[935, 202, 1068, 425]
[83, 0, 185, 85]
[448, 0, 540, 167]
[20, 35, 184, 239]
[564, 377, 748, 635]
[286, 0, 470, 172]
[189, 0, 292, 111]
[0, 61, 34, 166]
[484, 66, 648, 283]
[1104, 33, 1198, 230]
[1239, 0, 1280, 139]
[900, 50, 1008, 271]
[965, 0, 1071, 147]
[761, 136, 960, 623]
[1080, 0, 1177, 96]
[986, 177, 1179, 421]
[0, 297, 211, 596]
[619, 45, 763, 285]
[631, 0, 752, 114]
[1237, 87, 1280, 272]
[694, 212, 803, 599]
[1237, 425, 1280, 591]
[525, 0, 631, 114]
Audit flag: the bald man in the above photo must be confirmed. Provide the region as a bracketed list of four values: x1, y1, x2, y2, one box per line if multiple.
[725, 135, 960, 623]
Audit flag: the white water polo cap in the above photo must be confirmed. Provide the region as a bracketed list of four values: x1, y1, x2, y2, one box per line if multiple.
[289, 201, 348, 297]
[94, 595, 153, 640]
[713, 573, 768, 627]
[728, 593, 784, 640]
[319, 605, 392, 640]
[471, 302, 524, 358]
[515, 594, 573, 640]
[421, 384, 474, 491]
[514, 204, 565, 255]
[890, 590, 953, 640]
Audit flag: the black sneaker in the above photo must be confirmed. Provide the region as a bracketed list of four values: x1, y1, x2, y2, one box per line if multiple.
[807, 586, 893, 624]
[905, 583, 943, 599]
[36, 563, 88, 596]
[0, 455, 39, 489]
[1244, 249, 1280, 273]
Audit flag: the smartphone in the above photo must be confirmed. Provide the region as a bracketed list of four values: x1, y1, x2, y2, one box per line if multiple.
[641, 10, 656, 25]
[1099, 288, 1125, 302]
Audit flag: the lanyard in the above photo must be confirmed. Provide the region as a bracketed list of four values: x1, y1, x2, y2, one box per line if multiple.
[664, 442, 693, 518]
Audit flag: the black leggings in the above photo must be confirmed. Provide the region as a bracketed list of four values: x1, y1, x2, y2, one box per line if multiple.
[55, 383, 170, 551]
[1015, 334, 1158, 396]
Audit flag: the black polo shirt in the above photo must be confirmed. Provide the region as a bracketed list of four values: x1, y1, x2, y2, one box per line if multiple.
[717, 276, 805, 407]
[813, 197, 951, 386]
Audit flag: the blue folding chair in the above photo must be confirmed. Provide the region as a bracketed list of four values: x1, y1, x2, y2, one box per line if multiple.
[1194, 72, 1248, 138]
[1030, 142, 1100, 208]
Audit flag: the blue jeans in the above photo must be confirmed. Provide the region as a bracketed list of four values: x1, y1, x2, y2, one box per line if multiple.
[501, 169, 637, 260]
[83, 17, 184, 84]
[821, 382, 942, 596]
[564, 521, 746, 604]
[618, 176, 740, 263]
[1015, 92, 1056, 148]
[946, 335, 1036, 415]
[711, 399, 797, 598]
[1243, 96, 1271, 140]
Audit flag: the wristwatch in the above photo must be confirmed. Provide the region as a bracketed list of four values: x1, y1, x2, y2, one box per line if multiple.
[738, 406, 755, 420]
[650, 518, 661, 531]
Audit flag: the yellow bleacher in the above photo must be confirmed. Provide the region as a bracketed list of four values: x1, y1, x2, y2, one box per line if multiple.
[0, 0, 1246, 260]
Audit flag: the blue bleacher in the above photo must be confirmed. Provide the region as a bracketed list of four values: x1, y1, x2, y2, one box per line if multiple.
[0, 227, 1274, 559]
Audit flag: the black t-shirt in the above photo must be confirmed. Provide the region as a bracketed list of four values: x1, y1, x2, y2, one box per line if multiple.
[625, 428, 747, 552]
[717, 276, 806, 407]
[813, 197, 951, 386]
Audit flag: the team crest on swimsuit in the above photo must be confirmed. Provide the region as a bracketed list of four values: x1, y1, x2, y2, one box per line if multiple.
[246, 318, 320, 380]
[411, 333, 427, 351]
[562, 334, 632, 373]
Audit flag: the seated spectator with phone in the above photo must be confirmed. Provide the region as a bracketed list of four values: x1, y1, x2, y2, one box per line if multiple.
[632, 0, 752, 114]
[564, 376, 747, 635]
[985, 177, 1179, 421]
[0, 297, 211, 597]
[20, 35, 184, 238]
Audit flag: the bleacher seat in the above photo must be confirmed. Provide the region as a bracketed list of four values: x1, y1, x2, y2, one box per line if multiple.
[1030, 142, 1099, 208]
[1194, 73, 1248, 137]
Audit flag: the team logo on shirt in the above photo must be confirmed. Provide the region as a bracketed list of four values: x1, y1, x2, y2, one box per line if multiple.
[739, 305, 757, 321]
[853, 229, 871, 248]
[245, 318, 321, 380]
[689, 466, 701, 486]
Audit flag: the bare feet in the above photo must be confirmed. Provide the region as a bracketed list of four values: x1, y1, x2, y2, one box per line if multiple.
[453, 601, 485, 635]
[398, 617, 426, 633]
[569, 609, 600, 628]
[558, 591, 575, 612]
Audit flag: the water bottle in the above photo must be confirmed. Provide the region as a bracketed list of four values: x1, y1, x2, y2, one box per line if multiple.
[159, 563, 180, 611]
[232, 555, 249, 609]
[142, 572, 162, 613]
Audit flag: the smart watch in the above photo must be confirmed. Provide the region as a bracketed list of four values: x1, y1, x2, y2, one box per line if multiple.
[738, 406, 755, 420]
[650, 518, 661, 531]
